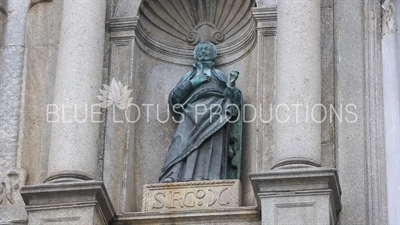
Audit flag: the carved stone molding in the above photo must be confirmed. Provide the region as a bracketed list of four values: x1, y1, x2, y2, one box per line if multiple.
[136, 0, 257, 65]
[110, 16, 138, 40]
[114, 207, 260, 225]
[21, 181, 115, 225]
[44, 170, 94, 183]
[110, 17, 138, 32]
[29, 0, 52, 9]
[252, 6, 277, 36]
[0, 168, 28, 206]
[187, 22, 224, 45]
[250, 168, 342, 225]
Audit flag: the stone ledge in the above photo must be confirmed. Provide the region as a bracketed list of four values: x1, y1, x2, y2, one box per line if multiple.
[251, 6, 277, 35]
[142, 180, 241, 212]
[250, 167, 342, 225]
[21, 181, 115, 225]
[250, 167, 341, 211]
[109, 17, 138, 39]
[114, 206, 260, 225]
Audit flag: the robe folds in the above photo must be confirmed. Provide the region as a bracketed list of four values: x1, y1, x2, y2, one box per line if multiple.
[159, 65, 239, 182]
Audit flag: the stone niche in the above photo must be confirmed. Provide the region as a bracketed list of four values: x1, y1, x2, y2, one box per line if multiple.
[107, 0, 336, 217]
[119, 0, 260, 212]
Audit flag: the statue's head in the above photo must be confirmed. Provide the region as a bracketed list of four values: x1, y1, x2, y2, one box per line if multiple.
[193, 41, 217, 61]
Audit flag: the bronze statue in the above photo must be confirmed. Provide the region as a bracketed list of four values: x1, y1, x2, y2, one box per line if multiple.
[160, 41, 242, 183]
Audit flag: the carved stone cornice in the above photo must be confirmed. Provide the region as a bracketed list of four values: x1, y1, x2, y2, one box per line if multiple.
[110, 16, 138, 40]
[252, 6, 277, 36]
[21, 181, 115, 224]
[110, 17, 138, 31]
[114, 207, 260, 225]
[250, 168, 342, 225]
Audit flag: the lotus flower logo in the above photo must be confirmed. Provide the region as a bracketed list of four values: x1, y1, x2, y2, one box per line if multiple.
[97, 78, 133, 110]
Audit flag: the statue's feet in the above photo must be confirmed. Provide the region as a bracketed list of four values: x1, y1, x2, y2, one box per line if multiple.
[162, 177, 175, 183]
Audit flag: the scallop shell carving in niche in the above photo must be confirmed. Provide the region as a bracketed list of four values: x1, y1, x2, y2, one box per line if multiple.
[136, 0, 256, 65]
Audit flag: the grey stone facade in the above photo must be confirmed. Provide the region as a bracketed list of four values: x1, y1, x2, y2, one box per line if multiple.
[0, 0, 394, 224]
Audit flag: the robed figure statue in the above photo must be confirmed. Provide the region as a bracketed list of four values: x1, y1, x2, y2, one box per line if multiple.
[159, 41, 243, 183]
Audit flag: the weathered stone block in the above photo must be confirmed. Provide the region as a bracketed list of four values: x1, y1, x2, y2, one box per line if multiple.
[142, 180, 241, 212]
[21, 181, 115, 225]
[0, 168, 28, 224]
[250, 168, 341, 225]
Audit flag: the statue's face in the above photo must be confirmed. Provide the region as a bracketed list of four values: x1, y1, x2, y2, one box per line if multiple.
[194, 42, 216, 61]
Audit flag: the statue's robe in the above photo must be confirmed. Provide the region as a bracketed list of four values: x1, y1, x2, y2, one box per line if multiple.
[159, 63, 237, 182]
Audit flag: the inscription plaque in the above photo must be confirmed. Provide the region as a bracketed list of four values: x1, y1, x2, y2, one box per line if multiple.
[142, 180, 241, 211]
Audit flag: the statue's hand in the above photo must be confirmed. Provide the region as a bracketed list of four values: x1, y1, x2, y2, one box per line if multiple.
[228, 71, 239, 87]
[190, 74, 211, 87]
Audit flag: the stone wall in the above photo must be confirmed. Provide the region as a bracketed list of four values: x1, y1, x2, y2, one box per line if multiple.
[0, 0, 391, 224]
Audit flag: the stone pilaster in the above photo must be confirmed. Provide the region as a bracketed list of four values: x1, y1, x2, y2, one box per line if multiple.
[45, 0, 106, 182]
[250, 1, 341, 224]
[0, 0, 30, 223]
[252, 5, 276, 172]
[103, 16, 137, 213]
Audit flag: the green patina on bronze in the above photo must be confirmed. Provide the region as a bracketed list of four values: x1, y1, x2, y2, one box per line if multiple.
[227, 87, 243, 179]
[159, 41, 243, 183]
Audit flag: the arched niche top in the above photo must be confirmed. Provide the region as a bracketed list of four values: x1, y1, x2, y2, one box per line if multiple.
[136, 0, 256, 65]
[29, 0, 52, 10]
